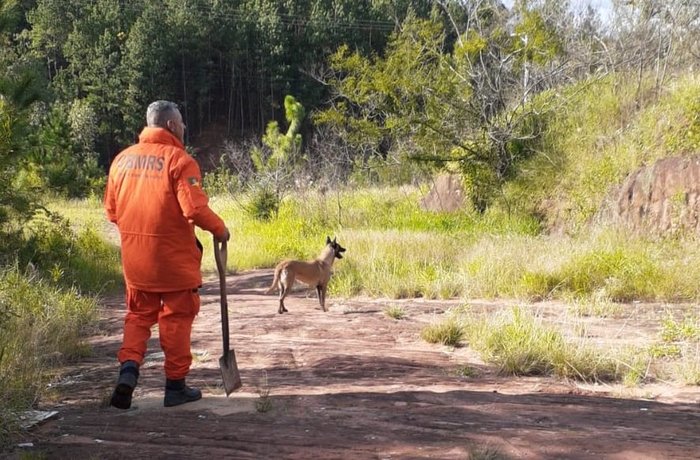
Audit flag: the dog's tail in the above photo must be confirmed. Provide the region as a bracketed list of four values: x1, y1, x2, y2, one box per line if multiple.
[265, 265, 281, 294]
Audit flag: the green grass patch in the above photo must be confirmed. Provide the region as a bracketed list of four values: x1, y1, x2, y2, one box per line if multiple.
[48, 191, 700, 305]
[468, 446, 510, 460]
[452, 307, 626, 382]
[569, 294, 624, 318]
[384, 304, 407, 320]
[467, 307, 565, 376]
[456, 365, 481, 378]
[0, 267, 99, 446]
[48, 188, 700, 305]
[660, 313, 700, 342]
[420, 315, 464, 347]
[26, 202, 123, 294]
[648, 343, 682, 359]
[675, 347, 700, 385]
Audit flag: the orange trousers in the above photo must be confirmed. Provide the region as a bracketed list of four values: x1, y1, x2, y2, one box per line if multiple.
[118, 287, 201, 380]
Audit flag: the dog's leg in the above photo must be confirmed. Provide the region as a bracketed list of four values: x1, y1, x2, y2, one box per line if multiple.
[317, 284, 328, 312]
[316, 285, 322, 310]
[278, 270, 293, 314]
[278, 282, 288, 314]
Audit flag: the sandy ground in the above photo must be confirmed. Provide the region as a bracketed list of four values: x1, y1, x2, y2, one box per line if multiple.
[3, 269, 700, 460]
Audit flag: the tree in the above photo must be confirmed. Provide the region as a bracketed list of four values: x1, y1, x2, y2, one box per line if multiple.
[0, 0, 46, 254]
[248, 94, 306, 219]
[607, 0, 700, 100]
[315, 1, 574, 211]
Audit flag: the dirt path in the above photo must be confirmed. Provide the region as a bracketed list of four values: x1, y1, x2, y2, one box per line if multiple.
[5, 270, 700, 459]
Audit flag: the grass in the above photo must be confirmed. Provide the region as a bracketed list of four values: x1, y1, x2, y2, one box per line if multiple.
[420, 315, 464, 347]
[456, 365, 481, 378]
[52, 186, 700, 304]
[420, 303, 700, 387]
[0, 266, 99, 447]
[422, 307, 632, 383]
[660, 313, 700, 342]
[384, 304, 407, 320]
[0, 202, 118, 448]
[675, 346, 700, 385]
[468, 446, 510, 460]
[255, 371, 273, 413]
[656, 314, 700, 384]
[569, 294, 624, 318]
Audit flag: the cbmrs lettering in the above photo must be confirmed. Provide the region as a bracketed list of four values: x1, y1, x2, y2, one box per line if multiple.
[117, 154, 165, 171]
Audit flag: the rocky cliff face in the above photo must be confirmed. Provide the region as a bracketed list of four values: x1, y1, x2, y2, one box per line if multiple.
[602, 155, 700, 233]
[422, 158, 700, 235]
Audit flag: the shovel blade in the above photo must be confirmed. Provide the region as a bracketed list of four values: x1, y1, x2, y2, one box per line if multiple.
[219, 351, 242, 396]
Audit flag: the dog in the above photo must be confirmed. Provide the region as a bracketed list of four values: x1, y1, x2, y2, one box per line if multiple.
[265, 236, 346, 314]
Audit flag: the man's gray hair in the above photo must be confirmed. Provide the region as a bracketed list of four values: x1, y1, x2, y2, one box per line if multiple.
[146, 100, 180, 127]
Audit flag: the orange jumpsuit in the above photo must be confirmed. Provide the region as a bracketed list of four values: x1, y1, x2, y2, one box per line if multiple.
[105, 127, 226, 380]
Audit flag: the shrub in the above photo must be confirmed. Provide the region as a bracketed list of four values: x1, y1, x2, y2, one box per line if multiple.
[247, 188, 280, 221]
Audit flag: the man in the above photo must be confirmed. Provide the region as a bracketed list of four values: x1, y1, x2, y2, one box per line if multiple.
[104, 100, 230, 409]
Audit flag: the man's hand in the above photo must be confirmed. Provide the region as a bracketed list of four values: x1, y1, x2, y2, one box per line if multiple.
[216, 227, 231, 242]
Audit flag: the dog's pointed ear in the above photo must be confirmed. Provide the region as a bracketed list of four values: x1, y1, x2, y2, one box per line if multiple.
[326, 236, 332, 245]
[333, 237, 337, 244]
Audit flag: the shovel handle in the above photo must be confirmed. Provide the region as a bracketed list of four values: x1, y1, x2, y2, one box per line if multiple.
[213, 237, 230, 355]
[214, 238, 228, 274]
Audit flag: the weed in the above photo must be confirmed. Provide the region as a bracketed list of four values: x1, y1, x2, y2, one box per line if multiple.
[456, 365, 480, 378]
[570, 294, 624, 318]
[673, 344, 700, 385]
[18, 451, 49, 460]
[468, 445, 510, 460]
[648, 343, 682, 359]
[384, 305, 406, 320]
[247, 188, 279, 221]
[255, 371, 273, 413]
[0, 410, 19, 451]
[619, 351, 651, 387]
[660, 314, 700, 342]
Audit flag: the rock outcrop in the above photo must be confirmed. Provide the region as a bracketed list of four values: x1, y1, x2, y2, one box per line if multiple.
[604, 155, 700, 233]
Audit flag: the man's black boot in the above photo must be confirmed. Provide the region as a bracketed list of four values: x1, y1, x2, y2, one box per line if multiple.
[110, 360, 139, 410]
[164, 378, 202, 407]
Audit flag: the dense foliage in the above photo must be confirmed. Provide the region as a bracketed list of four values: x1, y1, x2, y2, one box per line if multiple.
[3, 0, 698, 210]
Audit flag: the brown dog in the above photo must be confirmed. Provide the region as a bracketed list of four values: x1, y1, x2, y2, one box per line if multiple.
[265, 236, 346, 314]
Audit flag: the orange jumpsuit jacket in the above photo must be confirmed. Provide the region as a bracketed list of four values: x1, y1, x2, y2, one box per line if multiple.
[105, 127, 226, 292]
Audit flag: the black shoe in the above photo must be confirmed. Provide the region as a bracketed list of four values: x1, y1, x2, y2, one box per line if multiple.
[110, 360, 139, 410]
[164, 379, 202, 407]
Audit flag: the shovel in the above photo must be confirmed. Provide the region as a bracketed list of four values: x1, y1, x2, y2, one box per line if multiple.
[213, 237, 242, 395]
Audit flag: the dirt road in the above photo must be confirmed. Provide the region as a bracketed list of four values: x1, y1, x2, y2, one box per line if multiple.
[5, 270, 700, 459]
